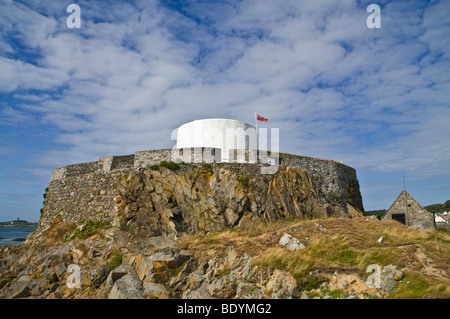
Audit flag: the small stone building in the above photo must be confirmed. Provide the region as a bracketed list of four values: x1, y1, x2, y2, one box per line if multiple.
[383, 190, 434, 230]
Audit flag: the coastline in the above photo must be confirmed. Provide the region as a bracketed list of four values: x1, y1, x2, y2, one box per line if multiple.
[0, 223, 38, 228]
[0, 225, 37, 245]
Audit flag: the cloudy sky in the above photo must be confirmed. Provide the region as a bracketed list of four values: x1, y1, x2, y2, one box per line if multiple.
[1, 0, 449, 222]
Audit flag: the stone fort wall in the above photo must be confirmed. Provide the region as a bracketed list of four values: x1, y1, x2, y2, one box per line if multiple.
[42, 148, 363, 229]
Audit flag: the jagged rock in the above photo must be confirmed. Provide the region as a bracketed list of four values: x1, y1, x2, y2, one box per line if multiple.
[105, 264, 134, 289]
[90, 263, 111, 288]
[265, 270, 299, 299]
[108, 273, 143, 299]
[30, 279, 47, 297]
[54, 262, 67, 281]
[207, 276, 236, 298]
[126, 247, 190, 288]
[104, 228, 129, 247]
[235, 282, 266, 299]
[380, 265, 403, 293]
[279, 233, 305, 251]
[141, 236, 177, 252]
[143, 282, 170, 299]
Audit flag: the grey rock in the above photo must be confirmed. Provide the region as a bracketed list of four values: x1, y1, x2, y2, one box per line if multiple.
[54, 262, 67, 280]
[279, 233, 305, 251]
[108, 273, 143, 299]
[90, 263, 111, 288]
[105, 264, 134, 289]
[143, 282, 170, 299]
[236, 282, 266, 299]
[30, 279, 47, 297]
[9, 281, 31, 299]
[147, 236, 176, 249]
[379, 265, 402, 293]
[265, 270, 299, 299]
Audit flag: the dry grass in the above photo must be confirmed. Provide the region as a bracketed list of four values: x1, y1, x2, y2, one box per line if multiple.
[177, 217, 450, 298]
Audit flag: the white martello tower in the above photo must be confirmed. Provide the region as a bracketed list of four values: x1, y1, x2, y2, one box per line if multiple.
[175, 118, 257, 163]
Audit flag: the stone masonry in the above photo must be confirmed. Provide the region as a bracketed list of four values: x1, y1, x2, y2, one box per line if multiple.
[40, 149, 364, 233]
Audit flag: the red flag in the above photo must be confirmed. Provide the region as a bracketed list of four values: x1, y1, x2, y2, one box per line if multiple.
[256, 114, 268, 122]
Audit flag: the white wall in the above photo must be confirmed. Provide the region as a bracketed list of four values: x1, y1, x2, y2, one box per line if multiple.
[175, 119, 256, 162]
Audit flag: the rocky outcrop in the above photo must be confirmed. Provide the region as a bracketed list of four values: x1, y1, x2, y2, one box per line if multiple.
[41, 162, 363, 239]
[0, 221, 302, 300]
[1, 217, 408, 299]
[0, 149, 370, 299]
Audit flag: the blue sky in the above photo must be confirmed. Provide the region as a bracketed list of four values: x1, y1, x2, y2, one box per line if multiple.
[1, 0, 449, 222]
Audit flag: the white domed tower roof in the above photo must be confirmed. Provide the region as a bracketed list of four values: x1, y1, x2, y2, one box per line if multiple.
[175, 118, 256, 162]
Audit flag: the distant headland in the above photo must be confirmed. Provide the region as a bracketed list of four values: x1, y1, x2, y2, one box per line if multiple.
[0, 218, 38, 227]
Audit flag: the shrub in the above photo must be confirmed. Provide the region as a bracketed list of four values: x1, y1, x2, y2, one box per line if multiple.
[160, 160, 180, 171]
[66, 220, 108, 241]
[238, 177, 249, 188]
[296, 274, 328, 291]
[108, 252, 123, 270]
[202, 163, 213, 173]
[148, 164, 159, 170]
[46, 274, 58, 284]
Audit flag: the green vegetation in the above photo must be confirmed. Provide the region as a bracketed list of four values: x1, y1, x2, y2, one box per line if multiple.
[347, 179, 358, 197]
[65, 220, 109, 241]
[365, 209, 387, 219]
[0, 219, 37, 227]
[296, 274, 327, 291]
[202, 163, 213, 173]
[238, 176, 249, 188]
[171, 260, 189, 277]
[46, 274, 58, 284]
[425, 200, 450, 214]
[178, 217, 450, 299]
[148, 161, 181, 171]
[214, 267, 231, 279]
[40, 187, 49, 217]
[159, 160, 180, 171]
[108, 252, 123, 270]
[387, 271, 447, 299]
[331, 193, 340, 201]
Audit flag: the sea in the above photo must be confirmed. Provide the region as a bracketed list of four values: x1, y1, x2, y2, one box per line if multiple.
[0, 226, 36, 246]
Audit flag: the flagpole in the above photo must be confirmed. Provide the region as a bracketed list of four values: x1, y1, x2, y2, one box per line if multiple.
[255, 112, 258, 152]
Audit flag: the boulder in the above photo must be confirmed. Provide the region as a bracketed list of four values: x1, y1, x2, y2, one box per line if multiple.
[9, 280, 31, 299]
[108, 273, 143, 299]
[90, 263, 111, 288]
[265, 269, 299, 299]
[380, 265, 403, 293]
[279, 233, 305, 251]
[143, 282, 170, 299]
[235, 282, 266, 299]
[105, 264, 134, 289]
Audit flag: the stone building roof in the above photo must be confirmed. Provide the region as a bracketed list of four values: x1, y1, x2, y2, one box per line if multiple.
[383, 190, 434, 229]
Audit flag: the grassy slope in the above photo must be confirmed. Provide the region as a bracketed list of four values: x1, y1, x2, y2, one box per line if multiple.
[178, 217, 450, 299]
